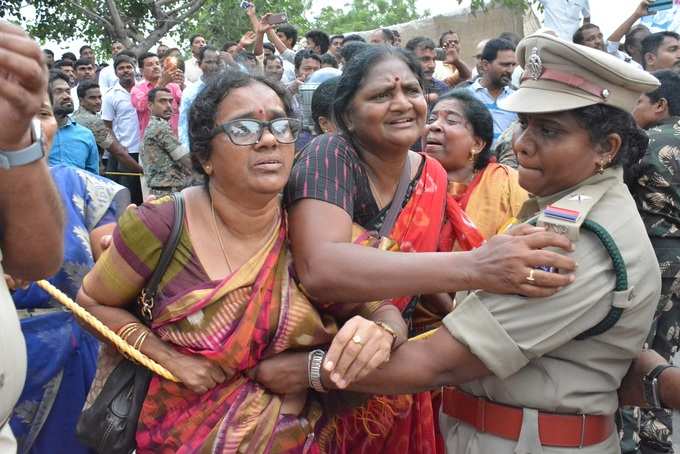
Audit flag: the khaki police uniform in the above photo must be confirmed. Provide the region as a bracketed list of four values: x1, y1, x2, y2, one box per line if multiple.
[439, 33, 662, 453]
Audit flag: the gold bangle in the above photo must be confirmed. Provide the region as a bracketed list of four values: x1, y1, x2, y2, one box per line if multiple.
[118, 323, 143, 343]
[133, 329, 150, 351]
[117, 322, 138, 338]
[119, 326, 136, 342]
[374, 321, 398, 349]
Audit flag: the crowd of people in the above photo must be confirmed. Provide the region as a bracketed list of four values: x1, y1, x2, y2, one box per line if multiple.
[4, 0, 680, 453]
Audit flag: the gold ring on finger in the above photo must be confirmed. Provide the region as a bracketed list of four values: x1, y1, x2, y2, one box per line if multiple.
[352, 334, 363, 345]
[526, 269, 536, 283]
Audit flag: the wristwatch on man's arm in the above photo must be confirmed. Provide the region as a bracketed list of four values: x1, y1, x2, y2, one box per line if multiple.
[643, 364, 676, 408]
[0, 118, 43, 169]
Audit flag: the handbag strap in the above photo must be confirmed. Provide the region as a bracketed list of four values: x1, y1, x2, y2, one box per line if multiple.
[139, 193, 185, 322]
[378, 156, 412, 238]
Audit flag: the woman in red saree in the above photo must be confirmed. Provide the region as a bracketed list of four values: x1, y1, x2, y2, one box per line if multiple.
[253, 46, 575, 454]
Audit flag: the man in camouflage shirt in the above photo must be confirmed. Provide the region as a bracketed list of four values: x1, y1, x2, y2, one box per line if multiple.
[73, 80, 144, 175]
[141, 87, 194, 196]
[624, 69, 680, 454]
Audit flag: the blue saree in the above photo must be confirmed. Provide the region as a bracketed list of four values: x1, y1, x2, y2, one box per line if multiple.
[10, 165, 129, 454]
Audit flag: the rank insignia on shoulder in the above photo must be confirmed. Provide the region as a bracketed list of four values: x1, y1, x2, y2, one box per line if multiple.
[544, 205, 580, 223]
[568, 194, 592, 202]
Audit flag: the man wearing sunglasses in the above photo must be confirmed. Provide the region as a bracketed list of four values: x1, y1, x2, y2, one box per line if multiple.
[141, 87, 196, 197]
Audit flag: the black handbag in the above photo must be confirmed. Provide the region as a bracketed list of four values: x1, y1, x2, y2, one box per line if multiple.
[76, 193, 185, 454]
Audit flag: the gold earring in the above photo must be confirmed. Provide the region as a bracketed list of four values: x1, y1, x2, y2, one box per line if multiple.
[469, 148, 478, 162]
[204, 164, 213, 175]
[596, 160, 606, 174]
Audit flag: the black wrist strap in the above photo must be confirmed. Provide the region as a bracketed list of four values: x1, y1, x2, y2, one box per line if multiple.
[647, 364, 675, 381]
[644, 364, 675, 408]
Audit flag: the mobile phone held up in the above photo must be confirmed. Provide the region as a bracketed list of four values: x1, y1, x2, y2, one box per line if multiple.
[239, 1, 253, 9]
[265, 13, 288, 25]
[648, 0, 674, 14]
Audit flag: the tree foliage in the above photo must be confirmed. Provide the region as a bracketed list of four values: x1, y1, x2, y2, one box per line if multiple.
[1, 0, 209, 55]
[179, 0, 310, 49]
[312, 0, 425, 35]
[0, 0, 538, 57]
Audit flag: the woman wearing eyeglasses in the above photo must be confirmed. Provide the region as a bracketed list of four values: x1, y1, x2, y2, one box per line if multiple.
[76, 70, 392, 452]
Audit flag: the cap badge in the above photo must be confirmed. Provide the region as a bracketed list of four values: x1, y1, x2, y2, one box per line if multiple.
[525, 47, 544, 81]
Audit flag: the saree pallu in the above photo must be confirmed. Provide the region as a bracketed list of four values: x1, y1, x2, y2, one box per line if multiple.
[83, 195, 338, 453]
[318, 156, 451, 454]
[133, 215, 336, 453]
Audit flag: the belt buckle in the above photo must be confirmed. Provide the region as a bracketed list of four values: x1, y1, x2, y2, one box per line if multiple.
[477, 397, 486, 433]
[579, 413, 586, 449]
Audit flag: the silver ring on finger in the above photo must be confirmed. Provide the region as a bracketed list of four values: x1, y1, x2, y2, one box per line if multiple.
[526, 269, 536, 283]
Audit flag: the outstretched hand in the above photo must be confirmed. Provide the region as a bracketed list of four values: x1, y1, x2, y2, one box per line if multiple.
[239, 31, 257, 48]
[257, 14, 275, 34]
[634, 0, 653, 18]
[468, 225, 576, 297]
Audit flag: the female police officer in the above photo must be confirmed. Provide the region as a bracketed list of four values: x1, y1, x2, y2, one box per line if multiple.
[255, 33, 662, 453]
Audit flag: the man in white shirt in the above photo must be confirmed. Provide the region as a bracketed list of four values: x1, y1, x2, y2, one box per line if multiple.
[538, 0, 590, 41]
[185, 34, 206, 85]
[101, 54, 143, 203]
[98, 41, 126, 94]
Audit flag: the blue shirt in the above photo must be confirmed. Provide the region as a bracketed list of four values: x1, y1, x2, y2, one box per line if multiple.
[428, 78, 450, 98]
[468, 80, 518, 146]
[178, 78, 206, 148]
[48, 118, 100, 174]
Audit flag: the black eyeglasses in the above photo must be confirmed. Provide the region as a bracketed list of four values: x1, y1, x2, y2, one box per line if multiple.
[212, 117, 301, 146]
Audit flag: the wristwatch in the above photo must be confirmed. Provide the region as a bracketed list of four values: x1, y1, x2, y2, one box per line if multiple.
[307, 349, 327, 393]
[0, 118, 44, 169]
[643, 364, 675, 408]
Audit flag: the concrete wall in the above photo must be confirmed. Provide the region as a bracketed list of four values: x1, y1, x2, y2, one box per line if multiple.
[357, 5, 540, 64]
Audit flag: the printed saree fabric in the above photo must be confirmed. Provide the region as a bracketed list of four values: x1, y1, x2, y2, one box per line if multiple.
[446, 163, 528, 241]
[11, 165, 128, 454]
[83, 196, 338, 453]
[318, 155, 452, 454]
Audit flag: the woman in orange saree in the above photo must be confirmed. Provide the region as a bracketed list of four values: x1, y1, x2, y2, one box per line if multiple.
[425, 90, 528, 252]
